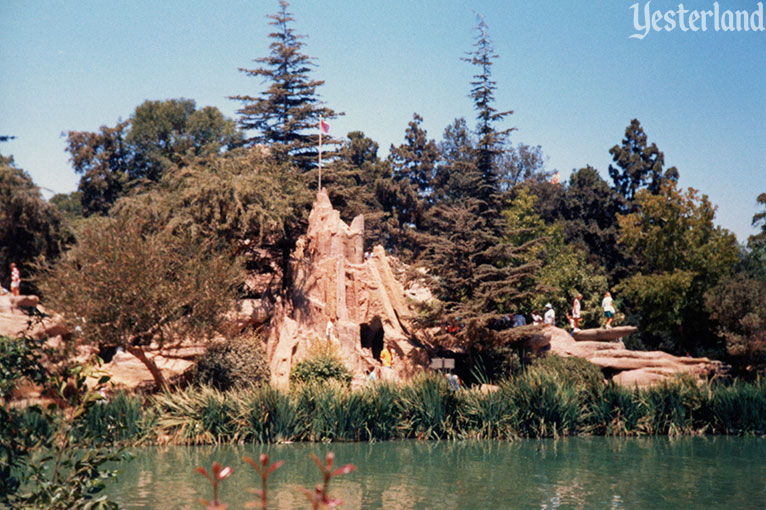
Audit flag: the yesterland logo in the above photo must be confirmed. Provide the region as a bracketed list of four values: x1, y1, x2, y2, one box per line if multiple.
[630, 1, 766, 39]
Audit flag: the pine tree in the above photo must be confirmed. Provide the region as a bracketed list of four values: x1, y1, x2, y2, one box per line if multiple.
[608, 119, 678, 208]
[321, 131, 390, 249]
[415, 17, 542, 351]
[230, 0, 340, 171]
[378, 113, 440, 258]
[462, 14, 514, 211]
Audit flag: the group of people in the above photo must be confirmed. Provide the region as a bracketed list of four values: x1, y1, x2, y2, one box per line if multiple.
[1, 262, 21, 296]
[520, 291, 618, 331]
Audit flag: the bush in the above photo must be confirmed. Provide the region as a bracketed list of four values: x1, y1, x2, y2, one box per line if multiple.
[289, 355, 352, 387]
[194, 334, 270, 390]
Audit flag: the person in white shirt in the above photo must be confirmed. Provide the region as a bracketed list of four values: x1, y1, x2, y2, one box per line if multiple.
[544, 303, 555, 325]
[570, 293, 583, 331]
[602, 292, 616, 329]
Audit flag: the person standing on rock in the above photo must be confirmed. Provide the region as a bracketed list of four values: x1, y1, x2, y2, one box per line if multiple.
[10, 263, 20, 296]
[544, 303, 555, 325]
[569, 293, 583, 332]
[602, 292, 616, 329]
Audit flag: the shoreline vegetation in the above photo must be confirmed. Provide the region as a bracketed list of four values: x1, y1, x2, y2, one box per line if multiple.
[15, 365, 765, 449]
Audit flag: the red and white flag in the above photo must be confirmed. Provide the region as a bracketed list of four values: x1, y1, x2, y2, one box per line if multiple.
[319, 118, 330, 134]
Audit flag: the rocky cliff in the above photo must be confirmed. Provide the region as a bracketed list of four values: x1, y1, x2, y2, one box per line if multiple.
[266, 190, 428, 388]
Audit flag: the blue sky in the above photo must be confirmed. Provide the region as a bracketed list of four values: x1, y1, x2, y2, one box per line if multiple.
[1, 0, 764, 241]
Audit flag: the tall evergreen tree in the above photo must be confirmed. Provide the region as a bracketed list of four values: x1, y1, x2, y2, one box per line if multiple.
[608, 119, 678, 209]
[229, 0, 340, 171]
[416, 18, 541, 351]
[379, 113, 439, 258]
[462, 14, 514, 211]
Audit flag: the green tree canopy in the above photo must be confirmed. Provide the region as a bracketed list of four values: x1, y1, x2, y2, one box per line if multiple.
[750, 192, 766, 245]
[66, 99, 238, 216]
[38, 213, 243, 388]
[559, 166, 632, 281]
[616, 182, 738, 353]
[0, 156, 70, 292]
[112, 147, 312, 288]
[608, 119, 678, 208]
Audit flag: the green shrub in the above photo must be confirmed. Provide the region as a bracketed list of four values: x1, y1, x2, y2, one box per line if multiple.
[289, 355, 352, 386]
[194, 333, 270, 390]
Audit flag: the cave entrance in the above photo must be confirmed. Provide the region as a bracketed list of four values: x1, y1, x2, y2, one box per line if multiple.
[360, 316, 384, 360]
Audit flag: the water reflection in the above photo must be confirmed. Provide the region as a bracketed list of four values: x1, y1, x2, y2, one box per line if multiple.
[108, 437, 766, 510]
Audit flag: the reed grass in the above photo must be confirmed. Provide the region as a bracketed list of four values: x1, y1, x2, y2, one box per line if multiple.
[41, 372, 765, 446]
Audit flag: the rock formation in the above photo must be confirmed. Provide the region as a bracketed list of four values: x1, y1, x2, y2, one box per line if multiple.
[543, 326, 722, 387]
[571, 326, 638, 342]
[266, 190, 428, 388]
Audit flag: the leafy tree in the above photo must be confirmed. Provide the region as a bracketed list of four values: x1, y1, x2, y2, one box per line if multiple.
[616, 182, 739, 354]
[230, 0, 340, 171]
[38, 214, 243, 389]
[126, 98, 240, 182]
[504, 188, 608, 328]
[750, 192, 766, 245]
[66, 100, 238, 216]
[431, 118, 479, 204]
[705, 275, 766, 376]
[608, 119, 678, 208]
[66, 121, 130, 215]
[0, 156, 70, 292]
[113, 147, 312, 290]
[389, 113, 439, 198]
[377, 113, 439, 258]
[50, 191, 85, 226]
[498, 143, 550, 190]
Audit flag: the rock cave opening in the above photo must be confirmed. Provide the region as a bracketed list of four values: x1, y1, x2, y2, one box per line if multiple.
[360, 316, 384, 360]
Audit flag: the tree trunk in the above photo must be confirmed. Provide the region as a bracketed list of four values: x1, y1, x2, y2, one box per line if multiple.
[126, 345, 167, 390]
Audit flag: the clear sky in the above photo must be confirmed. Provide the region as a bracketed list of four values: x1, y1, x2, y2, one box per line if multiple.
[1, 0, 764, 241]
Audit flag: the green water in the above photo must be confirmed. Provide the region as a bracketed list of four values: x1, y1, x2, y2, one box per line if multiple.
[107, 437, 765, 509]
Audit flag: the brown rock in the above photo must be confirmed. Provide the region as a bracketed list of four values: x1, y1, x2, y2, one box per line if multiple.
[543, 326, 721, 388]
[571, 326, 638, 342]
[266, 190, 428, 388]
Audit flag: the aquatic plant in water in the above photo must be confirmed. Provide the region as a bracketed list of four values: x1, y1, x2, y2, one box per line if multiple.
[196, 452, 355, 510]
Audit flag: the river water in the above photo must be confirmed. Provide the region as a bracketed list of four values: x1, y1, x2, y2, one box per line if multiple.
[106, 437, 765, 509]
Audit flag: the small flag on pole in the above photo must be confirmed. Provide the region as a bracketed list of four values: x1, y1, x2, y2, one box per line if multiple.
[320, 118, 330, 134]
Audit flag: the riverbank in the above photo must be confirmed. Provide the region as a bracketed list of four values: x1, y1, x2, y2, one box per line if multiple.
[16, 368, 764, 447]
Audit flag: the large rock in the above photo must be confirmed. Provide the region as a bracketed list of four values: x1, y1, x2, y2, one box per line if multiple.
[571, 326, 638, 342]
[266, 190, 428, 388]
[0, 294, 68, 340]
[543, 326, 721, 387]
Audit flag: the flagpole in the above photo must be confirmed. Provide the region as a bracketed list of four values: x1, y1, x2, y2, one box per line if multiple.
[318, 118, 323, 191]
